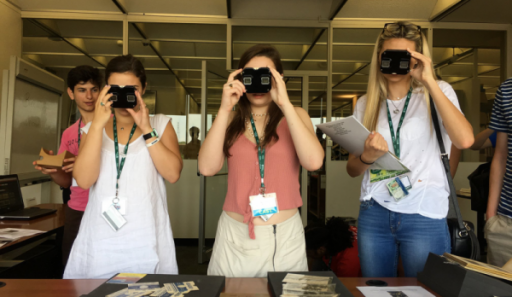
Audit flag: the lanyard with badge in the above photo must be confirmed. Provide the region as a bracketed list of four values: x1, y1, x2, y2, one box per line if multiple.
[101, 114, 137, 232]
[77, 117, 82, 147]
[369, 89, 413, 201]
[248, 115, 278, 221]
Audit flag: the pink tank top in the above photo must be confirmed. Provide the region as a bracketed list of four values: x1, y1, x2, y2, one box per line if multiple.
[223, 119, 302, 239]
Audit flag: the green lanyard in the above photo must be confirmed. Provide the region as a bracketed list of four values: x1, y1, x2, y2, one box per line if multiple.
[77, 118, 82, 148]
[249, 116, 266, 194]
[385, 89, 412, 158]
[113, 114, 137, 199]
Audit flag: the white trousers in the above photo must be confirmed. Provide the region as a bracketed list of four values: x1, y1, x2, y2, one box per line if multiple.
[207, 211, 308, 277]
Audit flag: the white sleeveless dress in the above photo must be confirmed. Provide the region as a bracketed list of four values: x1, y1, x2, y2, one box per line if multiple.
[64, 114, 178, 279]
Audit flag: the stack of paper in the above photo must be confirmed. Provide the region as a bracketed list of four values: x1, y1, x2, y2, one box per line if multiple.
[444, 253, 512, 282]
[106, 281, 199, 297]
[0, 228, 45, 247]
[281, 274, 339, 297]
[459, 188, 471, 195]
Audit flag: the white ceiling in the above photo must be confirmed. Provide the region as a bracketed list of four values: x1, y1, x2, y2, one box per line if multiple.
[334, 0, 437, 20]
[7, 0, 120, 12]
[441, 0, 512, 23]
[13, 0, 507, 109]
[231, 0, 337, 20]
[121, 0, 227, 17]
[6, 0, 512, 25]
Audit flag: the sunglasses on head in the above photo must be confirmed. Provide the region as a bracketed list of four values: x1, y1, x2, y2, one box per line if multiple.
[382, 23, 423, 53]
[382, 23, 422, 33]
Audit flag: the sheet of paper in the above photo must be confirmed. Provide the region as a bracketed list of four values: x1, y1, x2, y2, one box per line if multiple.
[0, 239, 12, 248]
[107, 273, 147, 284]
[357, 286, 435, 297]
[0, 228, 45, 241]
[316, 116, 409, 171]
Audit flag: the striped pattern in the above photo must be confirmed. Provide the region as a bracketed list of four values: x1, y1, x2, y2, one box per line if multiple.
[489, 78, 512, 219]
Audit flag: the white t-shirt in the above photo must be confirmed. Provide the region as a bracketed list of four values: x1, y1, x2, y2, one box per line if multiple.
[353, 80, 462, 219]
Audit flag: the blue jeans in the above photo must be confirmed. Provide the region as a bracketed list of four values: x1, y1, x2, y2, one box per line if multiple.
[358, 199, 451, 277]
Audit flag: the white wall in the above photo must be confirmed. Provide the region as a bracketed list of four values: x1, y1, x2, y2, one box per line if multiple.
[166, 160, 200, 238]
[451, 77, 480, 162]
[166, 160, 227, 238]
[0, 1, 21, 113]
[20, 183, 42, 207]
[326, 161, 363, 219]
[152, 76, 198, 116]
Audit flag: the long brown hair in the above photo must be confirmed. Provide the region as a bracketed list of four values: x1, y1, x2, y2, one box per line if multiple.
[223, 44, 285, 157]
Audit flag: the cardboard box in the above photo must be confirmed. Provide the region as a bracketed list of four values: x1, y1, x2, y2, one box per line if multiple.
[35, 148, 75, 169]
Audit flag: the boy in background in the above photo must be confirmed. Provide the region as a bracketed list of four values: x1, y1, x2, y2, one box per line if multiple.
[33, 65, 102, 267]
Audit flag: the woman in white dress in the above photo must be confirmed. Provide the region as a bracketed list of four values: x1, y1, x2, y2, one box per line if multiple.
[64, 55, 183, 279]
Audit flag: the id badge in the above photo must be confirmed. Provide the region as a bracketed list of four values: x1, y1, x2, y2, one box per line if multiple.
[102, 197, 127, 215]
[249, 193, 279, 221]
[399, 175, 412, 191]
[386, 177, 409, 202]
[102, 204, 127, 232]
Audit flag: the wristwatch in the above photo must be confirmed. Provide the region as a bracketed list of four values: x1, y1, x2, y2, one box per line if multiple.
[143, 128, 159, 140]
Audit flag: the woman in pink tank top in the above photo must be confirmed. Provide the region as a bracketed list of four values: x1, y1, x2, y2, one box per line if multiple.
[199, 45, 324, 277]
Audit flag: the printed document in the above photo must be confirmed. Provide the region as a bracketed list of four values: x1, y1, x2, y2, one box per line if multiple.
[316, 116, 409, 171]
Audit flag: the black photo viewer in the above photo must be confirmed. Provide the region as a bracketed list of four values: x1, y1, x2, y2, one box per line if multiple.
[380, 50, 411, 75]
[240, 67, 272, 94]
[108, 85, 137, 108]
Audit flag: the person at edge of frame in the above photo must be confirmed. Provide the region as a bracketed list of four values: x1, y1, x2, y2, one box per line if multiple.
[485, 78, 512, 268]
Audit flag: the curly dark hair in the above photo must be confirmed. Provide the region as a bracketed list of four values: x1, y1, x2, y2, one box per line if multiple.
[67, 65, 102, 90]
[305, 217, 354, 257]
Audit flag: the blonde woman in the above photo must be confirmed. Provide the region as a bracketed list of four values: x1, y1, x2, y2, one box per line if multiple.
[347, 22, 473, 277]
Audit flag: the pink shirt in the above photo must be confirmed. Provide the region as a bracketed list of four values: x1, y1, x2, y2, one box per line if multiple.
[223, 119, 302, 239]
[58, 119, 89, 212]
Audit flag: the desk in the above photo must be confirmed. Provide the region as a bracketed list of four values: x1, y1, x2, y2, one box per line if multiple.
[0, 277, 440, 297]
[456, 190, 471, 199]
[0, 203, 65, 255]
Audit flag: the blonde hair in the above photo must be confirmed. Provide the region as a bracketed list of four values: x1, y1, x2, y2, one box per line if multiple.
[363, 21, 437, 131]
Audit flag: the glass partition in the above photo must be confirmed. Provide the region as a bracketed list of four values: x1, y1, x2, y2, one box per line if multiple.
[128, 22, 227, 159]
[433, 29, 504, 162]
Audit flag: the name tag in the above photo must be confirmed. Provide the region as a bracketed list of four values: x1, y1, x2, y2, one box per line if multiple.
[102, 197, 127, 215]
[249, 193, 279, 221]
[102, 204, 127, 232]
[386, 176, 410, 202]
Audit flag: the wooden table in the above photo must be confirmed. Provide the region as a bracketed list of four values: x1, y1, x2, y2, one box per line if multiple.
[0, 277, 440, 297]
[456, 189, 471, 199]
[0, 203, 64, 254]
